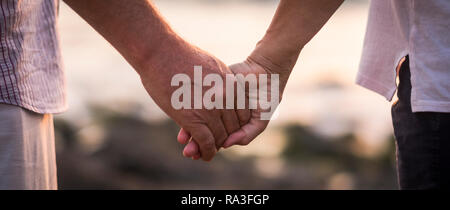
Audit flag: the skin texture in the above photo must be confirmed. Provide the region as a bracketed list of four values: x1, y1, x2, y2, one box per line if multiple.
[180, 0, 345, 159]
[63, 0, 251, 161]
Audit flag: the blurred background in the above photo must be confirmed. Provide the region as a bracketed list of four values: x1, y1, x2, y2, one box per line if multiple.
[55, 0, 398, 189]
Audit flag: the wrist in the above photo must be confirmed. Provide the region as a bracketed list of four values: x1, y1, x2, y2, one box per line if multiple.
[134, 31, 188, 76]
[248, 36, 303, 76]
[247, 43, 295, 85]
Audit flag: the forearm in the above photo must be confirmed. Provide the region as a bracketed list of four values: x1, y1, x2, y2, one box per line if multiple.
[250, 0, 344, 75]
[63, 0, 189, 75]
[62, 0, 217, 121]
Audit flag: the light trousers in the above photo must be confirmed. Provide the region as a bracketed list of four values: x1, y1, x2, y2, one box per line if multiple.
[0, 103, 57, 190]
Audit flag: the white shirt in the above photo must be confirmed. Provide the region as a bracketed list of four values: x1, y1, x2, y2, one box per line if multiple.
[357, 0, 450, 112]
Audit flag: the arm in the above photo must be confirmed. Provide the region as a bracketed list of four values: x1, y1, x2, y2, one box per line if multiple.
[63, 0, 249, 161]
[226, 0, 345, 146]
[63, 0, 190, 75]
[249, 0, 344, 77]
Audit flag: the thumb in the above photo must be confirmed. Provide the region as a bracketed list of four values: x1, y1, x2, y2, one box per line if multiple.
[222, 118, 268, 148]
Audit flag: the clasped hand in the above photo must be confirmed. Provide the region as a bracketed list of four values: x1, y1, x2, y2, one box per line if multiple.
[138, 43, 278, 161]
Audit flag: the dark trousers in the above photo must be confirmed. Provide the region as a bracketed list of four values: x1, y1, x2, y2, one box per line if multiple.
[391, 56, 450, 189]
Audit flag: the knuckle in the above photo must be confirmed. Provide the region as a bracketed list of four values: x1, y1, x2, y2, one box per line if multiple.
[230, 125, 240, 133]
[239, 112, 251, 123]
[219, 132, 228, 142]
[193, 131, 208, 142]
[203, 140, 216, 151]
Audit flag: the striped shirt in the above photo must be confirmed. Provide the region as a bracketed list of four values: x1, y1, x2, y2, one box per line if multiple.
[0, 0, 66, 114]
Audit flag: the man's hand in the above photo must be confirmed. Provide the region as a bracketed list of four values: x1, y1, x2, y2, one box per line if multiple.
[63, 0, 251, 161]
[139, 43, 252, 161]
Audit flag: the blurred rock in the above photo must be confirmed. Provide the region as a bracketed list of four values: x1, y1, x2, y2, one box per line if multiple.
[54, 105, 396, 189]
